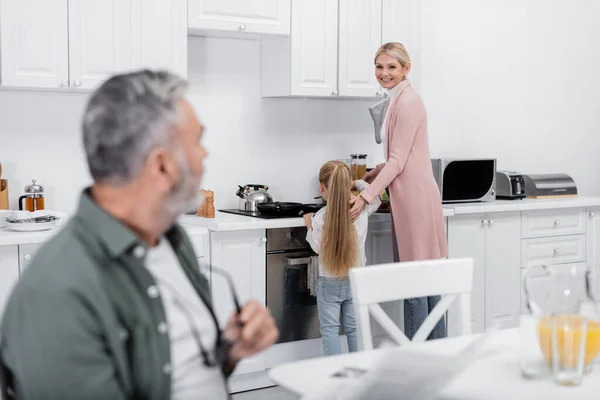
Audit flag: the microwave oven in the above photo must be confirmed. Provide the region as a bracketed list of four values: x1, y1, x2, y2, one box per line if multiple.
[431, 158, 497, 203]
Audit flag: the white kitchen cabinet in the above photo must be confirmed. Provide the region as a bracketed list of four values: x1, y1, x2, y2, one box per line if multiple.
[0, 246, 20, 319]
[209, 229, 267, 375]
[0, 0, 69, 89]
[338, 0, 382, 97]
[447, 212, 521, 335]
[261, 0, 385, 98]
[0, 0, 187, 91]
[587, 207, 600, 299]
[131, 0, 188, 78]
[68, 0, 132, 90]
[18, 244, 41, 275]
[188, 0, 291, 36]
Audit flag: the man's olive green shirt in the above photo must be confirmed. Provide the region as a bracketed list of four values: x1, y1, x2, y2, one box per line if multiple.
[0, 190, 227, 400]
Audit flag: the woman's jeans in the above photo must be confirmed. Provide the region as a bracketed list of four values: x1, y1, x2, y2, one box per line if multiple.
[387, 188, 447, 340]
[316, 276, 358, 356]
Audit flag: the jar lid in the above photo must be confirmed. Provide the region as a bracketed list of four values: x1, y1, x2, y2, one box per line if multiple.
[350, 154, 368, 159]
[24, 179, 44, 194]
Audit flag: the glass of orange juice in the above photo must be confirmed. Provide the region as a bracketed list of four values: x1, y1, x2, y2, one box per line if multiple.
[521, 264, 600, 385]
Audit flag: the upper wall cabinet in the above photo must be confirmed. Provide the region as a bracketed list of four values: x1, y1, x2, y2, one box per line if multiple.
[188, 0, 291, 37]
[261, 0, 386, 98]
[0, 0, 187, 91]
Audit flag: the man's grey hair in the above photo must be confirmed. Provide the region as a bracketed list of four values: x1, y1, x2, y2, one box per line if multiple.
[82, 69, 189, 183]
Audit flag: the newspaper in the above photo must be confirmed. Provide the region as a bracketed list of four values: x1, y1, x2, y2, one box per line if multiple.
[301, 328, 498, 400]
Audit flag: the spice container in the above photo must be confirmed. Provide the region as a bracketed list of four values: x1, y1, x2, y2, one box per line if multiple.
[350, 154, 367, 181]
[205, 190, 215, 218]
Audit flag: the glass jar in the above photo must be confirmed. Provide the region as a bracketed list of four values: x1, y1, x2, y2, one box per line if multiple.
[521, 264, 600, 386]
[350, 154, 367, 181]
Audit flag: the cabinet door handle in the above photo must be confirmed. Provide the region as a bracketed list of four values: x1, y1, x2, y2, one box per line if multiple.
[261, 237, 267, 243]
[590, 212, 596, 218]
[60, 80, 68, 87]
[239, 24, 247, 31]
[24, 254, 32, 261]
[481, 219, 488, 226]
[553, 248, 560, 255]
[553, 220, 560, 226]
[331, 89, 339, 96]
[488, 219, 494, 225]
[73, 80, 82, 87]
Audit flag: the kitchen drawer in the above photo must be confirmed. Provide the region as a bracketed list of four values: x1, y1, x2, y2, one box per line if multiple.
[521, 235, 586, 269]
[522, 208, 586, 238]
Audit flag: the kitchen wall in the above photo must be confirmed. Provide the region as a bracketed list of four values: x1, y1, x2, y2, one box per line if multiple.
[420, 0, 600, 196]
[1, 0, 599, 213]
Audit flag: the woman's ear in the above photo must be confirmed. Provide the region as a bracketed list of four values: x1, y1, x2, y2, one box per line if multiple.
[319, 182, 325, 193]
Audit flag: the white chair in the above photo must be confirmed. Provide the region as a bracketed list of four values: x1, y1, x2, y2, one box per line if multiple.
[349, 257, 474, 350]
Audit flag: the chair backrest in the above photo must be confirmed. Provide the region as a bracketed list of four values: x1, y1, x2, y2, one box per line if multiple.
[349, 257, 474, 350]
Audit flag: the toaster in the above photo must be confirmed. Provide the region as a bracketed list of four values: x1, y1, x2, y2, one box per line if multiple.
[495, 171, 526, 200]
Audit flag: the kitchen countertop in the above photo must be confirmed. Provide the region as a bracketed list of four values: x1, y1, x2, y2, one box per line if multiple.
[446, 196, 600, 215]
[179, 208, 456, 232]
[0, 223, 209, 247]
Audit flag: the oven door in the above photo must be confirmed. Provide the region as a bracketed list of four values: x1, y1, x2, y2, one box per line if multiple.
[266, 251, 321, 344]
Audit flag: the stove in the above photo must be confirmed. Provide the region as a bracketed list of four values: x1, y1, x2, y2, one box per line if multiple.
[218, 209, 302, 219]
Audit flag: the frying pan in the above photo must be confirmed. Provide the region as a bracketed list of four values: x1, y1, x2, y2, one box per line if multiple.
[301, 203, 325, 214]
[257, 202, 303, 217]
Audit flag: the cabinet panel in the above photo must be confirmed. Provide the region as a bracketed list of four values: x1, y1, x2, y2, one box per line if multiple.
[338, 0, 382, 97]
[289, 0, 338, 96]
[18, 244, 41, 275]
[485, 212, 521, 330]
[0, 0, 69, 88]
[522, 208, 586, 239]
[0, 246, 20, 319]
[447, 214, 486, 335]
[131, 0, 188, 78]
[68, 0, 132, 91]
[521, 235, 586, 269]
[210, 229, 266, 375]
[587, 207, 600, 299]
[188, 0, 291, 35]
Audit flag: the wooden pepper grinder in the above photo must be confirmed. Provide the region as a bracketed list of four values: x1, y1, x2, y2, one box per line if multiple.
[196, 189, 206, 217]
[205, 190, 215, 218]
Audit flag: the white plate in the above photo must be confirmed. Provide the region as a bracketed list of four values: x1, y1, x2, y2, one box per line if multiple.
[6, 221, 56, 232]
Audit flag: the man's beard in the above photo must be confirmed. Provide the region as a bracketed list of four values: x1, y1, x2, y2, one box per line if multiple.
[164, 151, 203, 220]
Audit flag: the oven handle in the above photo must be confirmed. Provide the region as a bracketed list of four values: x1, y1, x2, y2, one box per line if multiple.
[284, 256, 313, 265]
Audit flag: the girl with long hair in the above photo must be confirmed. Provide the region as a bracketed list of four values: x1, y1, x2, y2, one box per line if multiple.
[304, 160, 381, 356]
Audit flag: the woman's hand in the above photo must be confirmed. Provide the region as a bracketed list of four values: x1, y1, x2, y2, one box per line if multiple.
[303, 213, 314, 229]
[349, 196, 367, 222]
[362, 168, 379, 183]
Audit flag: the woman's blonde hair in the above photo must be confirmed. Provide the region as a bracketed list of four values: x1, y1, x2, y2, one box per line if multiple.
[374, 42, 411, 67]
[319, 161, 359, 278]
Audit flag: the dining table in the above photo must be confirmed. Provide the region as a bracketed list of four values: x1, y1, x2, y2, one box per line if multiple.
[269, 329, 600, 399]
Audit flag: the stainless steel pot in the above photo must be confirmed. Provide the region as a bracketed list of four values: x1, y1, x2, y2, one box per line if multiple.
[236, 184, 273, 211]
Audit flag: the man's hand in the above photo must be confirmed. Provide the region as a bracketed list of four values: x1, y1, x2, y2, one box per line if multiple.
[303, 213, 314, 229]
[223, 301, 279, 372]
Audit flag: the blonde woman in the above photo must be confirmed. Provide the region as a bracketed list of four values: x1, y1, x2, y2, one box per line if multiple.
[304, 161, 381, 355]
[350, 43, 449, 340]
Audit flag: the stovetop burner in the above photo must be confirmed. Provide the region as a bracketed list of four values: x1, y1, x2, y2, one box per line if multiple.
[219, 209, 302, 219]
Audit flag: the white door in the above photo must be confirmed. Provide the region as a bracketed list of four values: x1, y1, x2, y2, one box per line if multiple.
[210, 229, 267, 374]
[338, 0, 382, 97]
[0, 0, 69, 89]
[290, 0, 338, 97]
[188, 0, 291, 35]
[484, 212, 521, 330]
[587, 207, 600, 299]
[131, 0, 188, 78]
[447, 214, 486, 335]
[0, 246, 20, 319]
[68, 0, 132, 90]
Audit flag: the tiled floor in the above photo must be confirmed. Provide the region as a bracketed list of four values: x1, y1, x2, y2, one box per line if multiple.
[232, 386, 300, 400]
